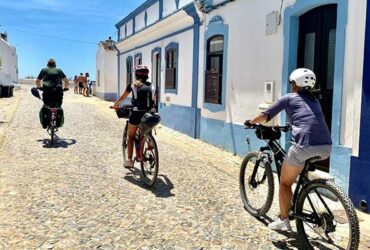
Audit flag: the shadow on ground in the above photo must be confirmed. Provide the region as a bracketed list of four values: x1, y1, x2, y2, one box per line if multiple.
[124, 167, 175, 198]
[37, 138, 77, 148]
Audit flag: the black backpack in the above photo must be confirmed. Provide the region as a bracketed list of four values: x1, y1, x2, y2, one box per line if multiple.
[132, 84, 154, 111]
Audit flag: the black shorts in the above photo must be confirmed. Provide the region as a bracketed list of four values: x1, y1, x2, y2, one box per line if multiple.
[43, 86, 63, 107]
[129, 111, 146, 126]
[79, 82, 83, 88]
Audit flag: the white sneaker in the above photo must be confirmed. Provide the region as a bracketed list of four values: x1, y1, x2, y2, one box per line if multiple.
[268, 217, 292, 231]
[124, 160, 134, 169]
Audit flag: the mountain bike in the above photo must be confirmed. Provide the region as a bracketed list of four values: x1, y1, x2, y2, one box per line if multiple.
[239, 122, 360, 249]
[111, 105, 160, 186]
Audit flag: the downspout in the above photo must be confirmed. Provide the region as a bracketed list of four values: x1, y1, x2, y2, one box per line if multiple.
[185, 4, 201, 138]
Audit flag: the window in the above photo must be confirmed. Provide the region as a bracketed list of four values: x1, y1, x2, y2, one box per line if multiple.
[165, 43, 178, 92]
[205, 35, 224, 104]
[126, 56, 133, 86]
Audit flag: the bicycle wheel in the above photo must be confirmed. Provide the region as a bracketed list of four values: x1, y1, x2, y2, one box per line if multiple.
[140, 134, 159, 187]
[122, 124, 128, 164]
[239, 152, 274, 217]
[295, 179, 360, 250]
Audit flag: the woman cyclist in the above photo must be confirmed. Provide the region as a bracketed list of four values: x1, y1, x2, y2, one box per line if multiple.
[112, 65, 156, 168]
[247, 68, 332, 231]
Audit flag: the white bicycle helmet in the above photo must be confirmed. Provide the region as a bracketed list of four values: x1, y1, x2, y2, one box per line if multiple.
[289, 68, 316, 89]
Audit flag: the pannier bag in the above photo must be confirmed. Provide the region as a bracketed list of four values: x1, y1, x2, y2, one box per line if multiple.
[39, 106, 64, 129]
[139, 112, 161, 135]
[255, 126, 281, 140]
[116, 105, 133, 119]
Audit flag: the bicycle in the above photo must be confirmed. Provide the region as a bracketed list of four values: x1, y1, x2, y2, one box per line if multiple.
[111, 105, 160, 186]
[239, 122, 360, 249]
[31, 87, 68, 145]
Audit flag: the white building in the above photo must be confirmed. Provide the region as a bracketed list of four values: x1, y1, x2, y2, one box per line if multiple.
[97, 0, 370, 211]
[0, 33, 18, 85]
[96, 38, 118, 101]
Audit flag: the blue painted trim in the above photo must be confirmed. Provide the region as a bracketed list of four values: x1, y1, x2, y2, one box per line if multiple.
[159, 103, 200, 137]
[134, 52, 142, 67]
[199, 116, 265, 156]
[164, 42, 179, 94]
[203, 16, 229, 113]
[124, 25, 127, 38]
[282, 0, 350, 192]
[133, 17, 136, 34]
[117, 53, 121, 96]
[349, 0, 370, 212]
[175, 0, 180, 9]
[151, 47, 162, 104]
[119, 25, 194, 56]
[144, 11, 148, 27]
[184, 3, 201, 138]
[159, 0, 163, 19]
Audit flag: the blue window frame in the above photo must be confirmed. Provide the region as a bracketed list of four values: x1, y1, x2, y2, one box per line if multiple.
[134, 53, 142, 67]
[165, 42, 179, 94]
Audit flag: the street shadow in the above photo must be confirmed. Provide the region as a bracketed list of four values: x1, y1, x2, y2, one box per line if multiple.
[37, 137, 77, 148]
[124, 167, 175, 198]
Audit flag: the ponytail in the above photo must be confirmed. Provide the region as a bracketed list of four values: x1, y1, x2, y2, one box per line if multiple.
[299, 87, 322, 100]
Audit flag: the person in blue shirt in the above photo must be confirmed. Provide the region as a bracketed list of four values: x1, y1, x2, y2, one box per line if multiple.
[249, 68, 332, 231]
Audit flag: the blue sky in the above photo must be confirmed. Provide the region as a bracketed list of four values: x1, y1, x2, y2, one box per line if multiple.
[0, 0, 145, 80]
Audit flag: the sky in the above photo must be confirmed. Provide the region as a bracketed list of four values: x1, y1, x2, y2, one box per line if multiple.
[0, 0, 145, 80]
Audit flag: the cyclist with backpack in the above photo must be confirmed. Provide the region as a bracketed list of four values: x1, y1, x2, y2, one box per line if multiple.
[112, 65, 156, 168]
[247, 68, 332, 231]
[35, 59, 69, 128]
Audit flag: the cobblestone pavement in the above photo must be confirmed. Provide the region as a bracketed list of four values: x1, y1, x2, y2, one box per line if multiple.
[0, 87, 369, 249]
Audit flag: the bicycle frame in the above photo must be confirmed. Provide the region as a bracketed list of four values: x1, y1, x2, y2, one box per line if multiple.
[250, 137, 332, 225]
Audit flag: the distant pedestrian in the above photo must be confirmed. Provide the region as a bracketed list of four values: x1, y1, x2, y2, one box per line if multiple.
[78, 73, 84, 94]
[83, 72, 89, 97]
[73, 75, 78, 94]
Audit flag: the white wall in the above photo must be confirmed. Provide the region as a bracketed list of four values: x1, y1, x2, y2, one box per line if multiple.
[120, 25, 126, 40]
[163, 0, 177, 17]
[135, 11, 146, 31]
[0, 38, 18, 84]
[179, 0, 194, 8]
[126, 20, 133, 37]
[147, 2, 160, 26]
[342, 0, 367, 154]
[96, 44, 117, 96]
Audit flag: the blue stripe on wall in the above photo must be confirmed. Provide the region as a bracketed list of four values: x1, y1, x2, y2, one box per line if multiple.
[159, 103, 199, 137]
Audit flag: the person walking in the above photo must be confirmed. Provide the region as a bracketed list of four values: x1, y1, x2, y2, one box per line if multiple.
[78, 73, 84, 94]
[73, 75, 78, 94]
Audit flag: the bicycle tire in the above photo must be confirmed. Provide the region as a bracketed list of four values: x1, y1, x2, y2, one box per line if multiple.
[295, 179, 360, 250]
[140, 134, 159, 187]
[122, 124, 128, 164]
[50, 125, 55, 145]
[239, 152, 274, 217]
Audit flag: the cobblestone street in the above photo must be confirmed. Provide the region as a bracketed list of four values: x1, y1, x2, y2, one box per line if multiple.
[0, 87, 369, 249]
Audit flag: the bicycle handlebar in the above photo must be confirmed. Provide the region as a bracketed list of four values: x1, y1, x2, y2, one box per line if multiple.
[244, 120, 291, 132]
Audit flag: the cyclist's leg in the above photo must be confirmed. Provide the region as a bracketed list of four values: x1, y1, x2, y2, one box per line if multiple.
[127, 123, 138, 161]
[279, 162, 304, 219]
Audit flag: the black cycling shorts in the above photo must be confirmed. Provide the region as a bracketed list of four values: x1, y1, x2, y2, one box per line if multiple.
[129, 111, 146, 126]
[43, 86, 63, 107]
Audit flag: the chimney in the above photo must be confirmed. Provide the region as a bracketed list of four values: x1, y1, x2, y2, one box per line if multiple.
[1, 32, 8, 42]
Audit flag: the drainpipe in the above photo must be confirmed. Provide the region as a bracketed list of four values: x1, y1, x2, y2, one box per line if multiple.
[185, 4, 202, 138]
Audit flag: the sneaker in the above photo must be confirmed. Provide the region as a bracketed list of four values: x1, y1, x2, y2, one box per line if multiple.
[124, 160, 134, 169]
[268, 217, 292, 231]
